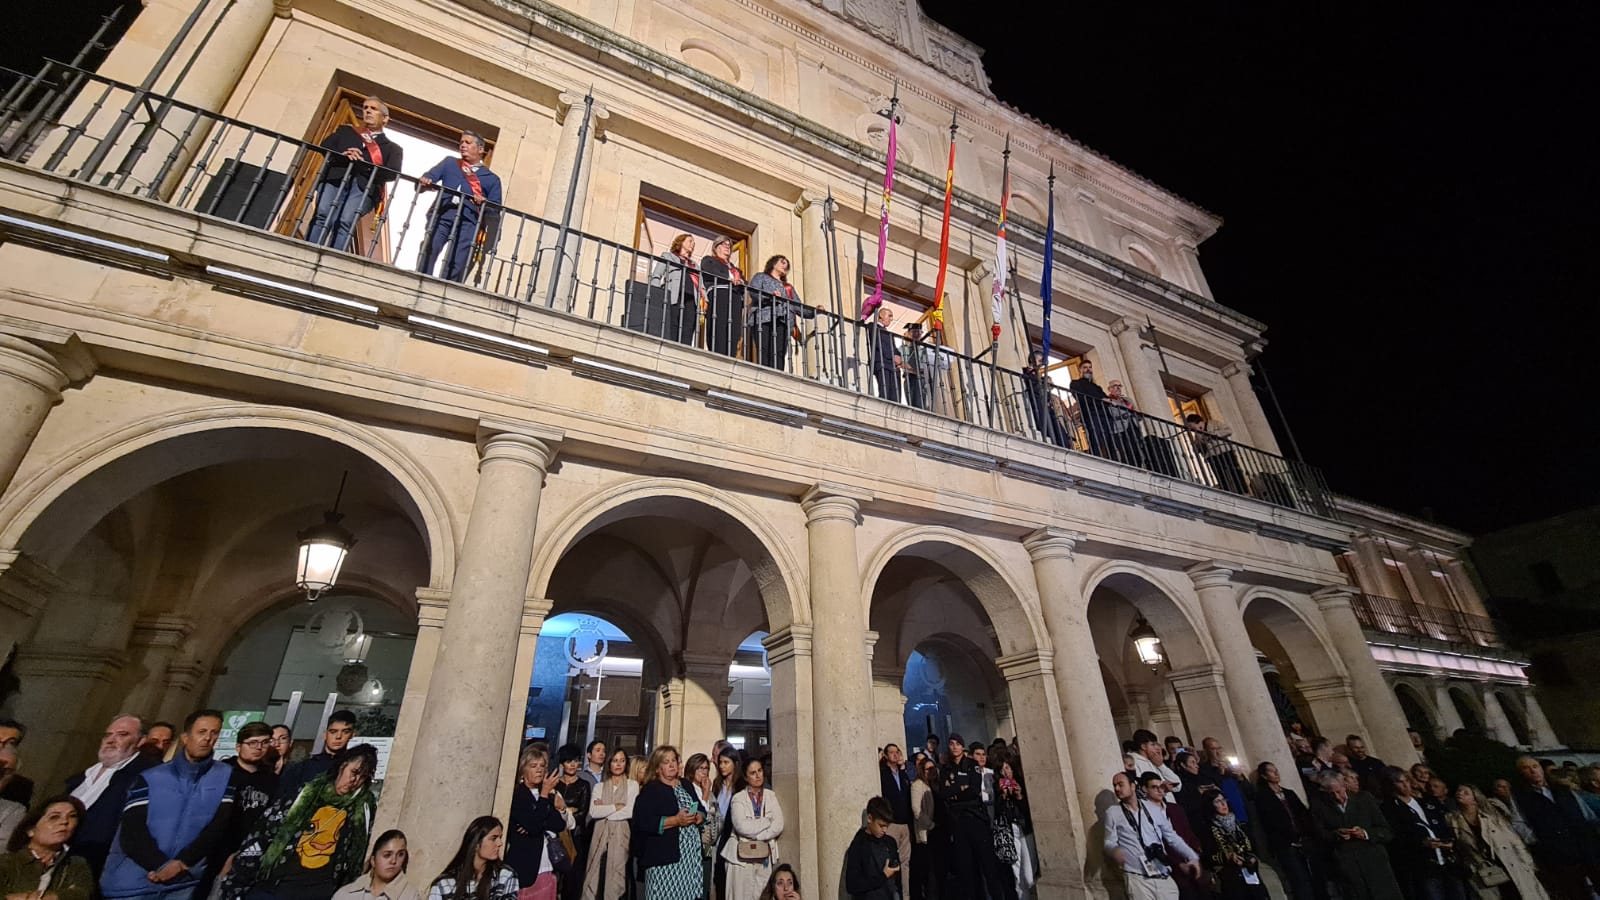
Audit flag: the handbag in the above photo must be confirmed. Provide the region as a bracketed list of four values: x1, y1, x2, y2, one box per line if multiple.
[1470, 860, 1512, 888]
[546, 829, 575, 874]
[737, 839, 770, 861]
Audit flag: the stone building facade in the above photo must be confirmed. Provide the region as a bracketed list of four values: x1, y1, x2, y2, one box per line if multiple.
[0, 0, 1559, 896]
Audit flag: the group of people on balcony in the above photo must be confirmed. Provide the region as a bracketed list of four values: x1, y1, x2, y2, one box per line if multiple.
[305, 96, 502, 284]
[645, 234, 816, 371]
[1107, 727, 1600, 900]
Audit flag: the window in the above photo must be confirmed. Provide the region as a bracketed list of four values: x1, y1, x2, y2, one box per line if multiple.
[1166, 387, 1205, 423]
[633, 195, 750, 281]
[1528, 561, 1564, 597]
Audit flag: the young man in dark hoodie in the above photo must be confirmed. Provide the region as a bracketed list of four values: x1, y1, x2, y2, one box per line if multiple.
[845, 796, 902, 900]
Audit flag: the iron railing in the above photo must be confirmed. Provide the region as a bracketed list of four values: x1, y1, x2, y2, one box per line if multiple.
[0, 60, 1334, 516]
[1351, 593, 1502, 648]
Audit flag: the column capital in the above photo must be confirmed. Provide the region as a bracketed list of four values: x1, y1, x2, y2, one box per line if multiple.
[1312, 584, 1361, 612]
[968, 261, 992, 284]
[1296, 675, 1356, 704]
[800, 483, 871, 524]
[677, 650, 730, 679]
[761, 624, 813, 664]
[556, 91, 611, 132]
[476, 418, 563, 471]
[0, 550, 64, 619]
[13, 642, 126, 680]
[1220, 361, 1251, 380]
[521, 597, 554, 636]
[862, 629, 878, 664]
[996, 649, 1054, 682]
[164, 655, 205, 692]
[1022, 527, 1087, 562]
[794, 189, 823, 217]
[130, 614, 196, 648]
[0, 334, 77, 397]
[415, 587, 451, 628]
[1167, 663, 1228, 693]
[1185, 561, 1238, 591]
[1109, 316, 1139, 337]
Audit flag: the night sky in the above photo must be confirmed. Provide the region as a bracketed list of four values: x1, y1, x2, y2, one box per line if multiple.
[8, 2, 1596, 534]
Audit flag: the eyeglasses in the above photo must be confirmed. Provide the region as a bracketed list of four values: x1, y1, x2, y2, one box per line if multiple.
[0, 738, 20, 748]
[240, 739, 273, 749]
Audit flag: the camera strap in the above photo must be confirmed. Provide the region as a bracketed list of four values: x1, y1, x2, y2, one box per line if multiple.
[1121, 802, 1150, 843]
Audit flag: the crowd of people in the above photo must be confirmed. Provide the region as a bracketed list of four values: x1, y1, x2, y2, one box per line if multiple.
[1104, 728, 1600, 900]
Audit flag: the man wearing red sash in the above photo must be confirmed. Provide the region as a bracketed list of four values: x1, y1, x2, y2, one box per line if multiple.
[418, 131, 503, 283]
[307, 96, 403, 253]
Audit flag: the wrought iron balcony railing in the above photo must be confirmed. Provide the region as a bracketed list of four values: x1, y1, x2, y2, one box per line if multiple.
[1350, 593, 1502, 648]
[0, 60, 1333, 517]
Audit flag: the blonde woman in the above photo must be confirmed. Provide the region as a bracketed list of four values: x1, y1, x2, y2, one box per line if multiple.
[581, 750, 636, 900]
[629, 756, 648, 786]
[720, 758, 783, 900]
[1446, 785, 1547, 900]
[631, 746, 703, 900]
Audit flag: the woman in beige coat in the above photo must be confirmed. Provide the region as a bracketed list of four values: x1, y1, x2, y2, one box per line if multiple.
[1445, 785, 1547, 900]
[719, 758, 783, 900]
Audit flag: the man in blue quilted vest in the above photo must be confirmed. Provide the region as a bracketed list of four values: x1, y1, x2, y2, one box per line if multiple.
[100, 709, 236, 900]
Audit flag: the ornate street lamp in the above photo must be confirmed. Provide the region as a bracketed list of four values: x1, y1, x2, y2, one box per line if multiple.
[296, 472, 356, 602]
[1130, 614, 1164, 668]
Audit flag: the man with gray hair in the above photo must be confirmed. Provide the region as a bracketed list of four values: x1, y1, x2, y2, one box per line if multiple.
[418, 130, 502, 283]
[307, 96, 404, 253]
[67, 713, 160, 876]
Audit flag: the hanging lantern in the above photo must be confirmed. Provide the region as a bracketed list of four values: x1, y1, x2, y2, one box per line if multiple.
[1131, 615, 1164, 667]
[295, 472, 356, 602]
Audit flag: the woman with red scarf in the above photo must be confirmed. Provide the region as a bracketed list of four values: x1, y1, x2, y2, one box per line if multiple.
[648, 234, 705, 347]
[699, 236, 745, 357]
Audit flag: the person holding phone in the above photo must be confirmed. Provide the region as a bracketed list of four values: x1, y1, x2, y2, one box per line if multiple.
[631, 746, 703, 900]
[721, 759, 783, 900]
[844, 797, 902, 900]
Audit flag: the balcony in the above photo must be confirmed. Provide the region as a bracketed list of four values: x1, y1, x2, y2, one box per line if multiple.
[1350, 592, 1503, 649]
[0, 61, 1333, 520]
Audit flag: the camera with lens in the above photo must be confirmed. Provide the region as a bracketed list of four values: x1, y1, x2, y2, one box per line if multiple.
[1144, 843, 1169, 866]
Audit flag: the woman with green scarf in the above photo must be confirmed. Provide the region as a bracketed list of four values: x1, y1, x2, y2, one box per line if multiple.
[223, 745, 380, 900]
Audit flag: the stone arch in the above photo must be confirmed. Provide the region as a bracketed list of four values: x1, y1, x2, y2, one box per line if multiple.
[678, 37, 741, 84]
[528, 477, 804, 634]
[0, 403, 456, 590]
[1239, 589, 1347, 682]
[1494, 688, 1532, 745]
[1448, 683, 1488, 734]
[1124, 240, 1163, 277]
[860, 525, 1047, 657]
[1392, 679, 1440, 735]
[1080, 559, 1221, 671]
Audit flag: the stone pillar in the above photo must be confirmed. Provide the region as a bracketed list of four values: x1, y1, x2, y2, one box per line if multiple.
[867, 633, 909, 752]
[1111, 317, 1173, 421]
[7, 643, 126, 788]
[800, 484, 876, 900]
[1443, 559, 1494, 621]
[1481, 687, 1519, 746]
[1172, 238, 1215, 300]
[1350, 534, 1403, 600]
[373, 587, 449, 835]
[1167, 665, 1244, 764]
[656, 679, 686, 748]
[1296, 676, 1367, 748]
[1313, 586, 1417, 764]
[155, 655, 205, 724]
[997, 650, 1089, 898]
[1428, 677, 1468, 739]
[763, 626, 818, 894]
[399, 421, 561, 879]
[676, 650, 731, 757]
[1401, 546, 1452, 620]
[1125, 687, 1153, 733]
[0, 551, 63, 657]
[1521, 690, 1561, 749]
[493, 597, 553, 821]
[1149, 684, 1188, 746]
[541, 91, 610, 307]
[990, 697, 1016, 743]
[0, 335, 79, 500]
[1220, 362, 1282, 455]
[118, 614, 195, 719]
[1188, 564, 1298, 783]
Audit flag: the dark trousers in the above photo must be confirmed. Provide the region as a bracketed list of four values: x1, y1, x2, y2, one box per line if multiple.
[665, 300, 697, 346]
[906, 374, 930, 410]
[1267, 842, 1326, 900]
[874, 364, 901, 402]
[1404, 868, 1468, 900]
[1207, 450, 1249, 493]
[704, 287, 741, 356]
[910, 838, 934, 900]
[419, 211, 478, 282]
[949, 815, 1016, 900]
[1108, 427, 1145, 466]
[751, 319, 790, 369]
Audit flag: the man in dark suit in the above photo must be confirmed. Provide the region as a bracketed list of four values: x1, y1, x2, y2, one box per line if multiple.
[879, 743, 914, 898]
[1069, 359, 1110, 458]
[1255, 761, 1326, 900]
[307, 96, 404, 253]
[1381, 767, 1467, 900]
[1512, 755, 1600, 900]
[1308, 770, 1403, 900]
[869, 305, 903, 402]
[65, 713, 160, 877]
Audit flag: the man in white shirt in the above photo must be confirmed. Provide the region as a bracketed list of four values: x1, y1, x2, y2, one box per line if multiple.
[66, 713, 159, 875]
[1130, 729, 1182, 803]
[1102, 771, 1200, 900]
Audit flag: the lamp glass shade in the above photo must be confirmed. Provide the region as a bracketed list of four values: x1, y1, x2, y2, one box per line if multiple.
[296, 512, 355, 601]
[1134, 633, 1164, 666]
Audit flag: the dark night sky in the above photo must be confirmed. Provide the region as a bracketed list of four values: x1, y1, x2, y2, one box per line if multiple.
[910, 0, 1599, 534]
[8, 1, 1597, 533]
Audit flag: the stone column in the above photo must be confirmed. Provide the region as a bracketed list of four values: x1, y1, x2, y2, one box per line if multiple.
[1481, 687, 1519, 746]
[1443, 559, 1494, 621]
[494, 597, 553, 821]
[1313, 586, 1417, 764]
[118, 614, 195, 719]
[0, 551, 63, 657]
[1125, 686, 1153, 733]
[1188, 564, 1298, 783]
[1296, 676, 1367, 747]
[1521, 690, 1561, 749]
[373, 587, 449, 835]
[997, 650, 1089, 898]
[1350, 534, 1403, 600]
[676, 650, 731, 756]
[155, 655, 205, 725]
[990, 697, 1016, 742]
[656, 679, 686, 747]
[763, 626, 818, 893]
[1167, 665, 1244, 764]
[1111, 317, 1173, 422]
[1220, 362, 1282, 455]
[399, 421, 561, 879]
[541, 91, 610, 307]
[1021, 529, 1122, 848]
[1172, 238, 1215, 300]
[1428, 677, 1468, 738]
[0, 335, 78, 500]
[800, 484, 876, 900]
[867, 633, 909, 751]
[7, 643, 126, 788]
[1149, 683, 1188, 746]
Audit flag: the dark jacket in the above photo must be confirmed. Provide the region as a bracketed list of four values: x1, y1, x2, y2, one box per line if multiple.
[506, 782, 570, 886]
[0, 774, 33, 807]
[1513, 783, 1594, 865]
[1255, 785, 1315, 850]
[843, 828, 899, 900]
[632, 780, 698, 870]
[1309, 792, 1403, 900]
[1382, 795, 1457, 880]
[64, 753, 161, 877]
[317, 125, 402, 194]
[938, 756, 984, 821]
[879, 763, 913, 825]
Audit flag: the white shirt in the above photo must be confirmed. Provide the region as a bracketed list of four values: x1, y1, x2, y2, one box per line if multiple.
[70, 752, 140, 810]
[1133, 756, 1182, 802]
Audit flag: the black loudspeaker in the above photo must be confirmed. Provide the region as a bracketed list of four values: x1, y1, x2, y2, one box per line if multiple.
[194, 160, 288, 229]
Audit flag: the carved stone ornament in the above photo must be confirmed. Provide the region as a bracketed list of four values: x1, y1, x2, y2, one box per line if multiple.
[843, 0, 905, 45]
[929, 40, 980, 88]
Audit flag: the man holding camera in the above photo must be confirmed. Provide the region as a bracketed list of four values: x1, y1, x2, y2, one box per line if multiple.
[1103, 771, 1202, 900]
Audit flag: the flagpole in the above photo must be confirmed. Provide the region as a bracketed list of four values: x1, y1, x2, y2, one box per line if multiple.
[988, 132, 1011, 422]
[821, 189, 848, 386]
[1145, 314, 1175, 420]
[916, 107, 959, 333]
[1040, 160, 1056, 367]
[861, 81, 900, 322]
